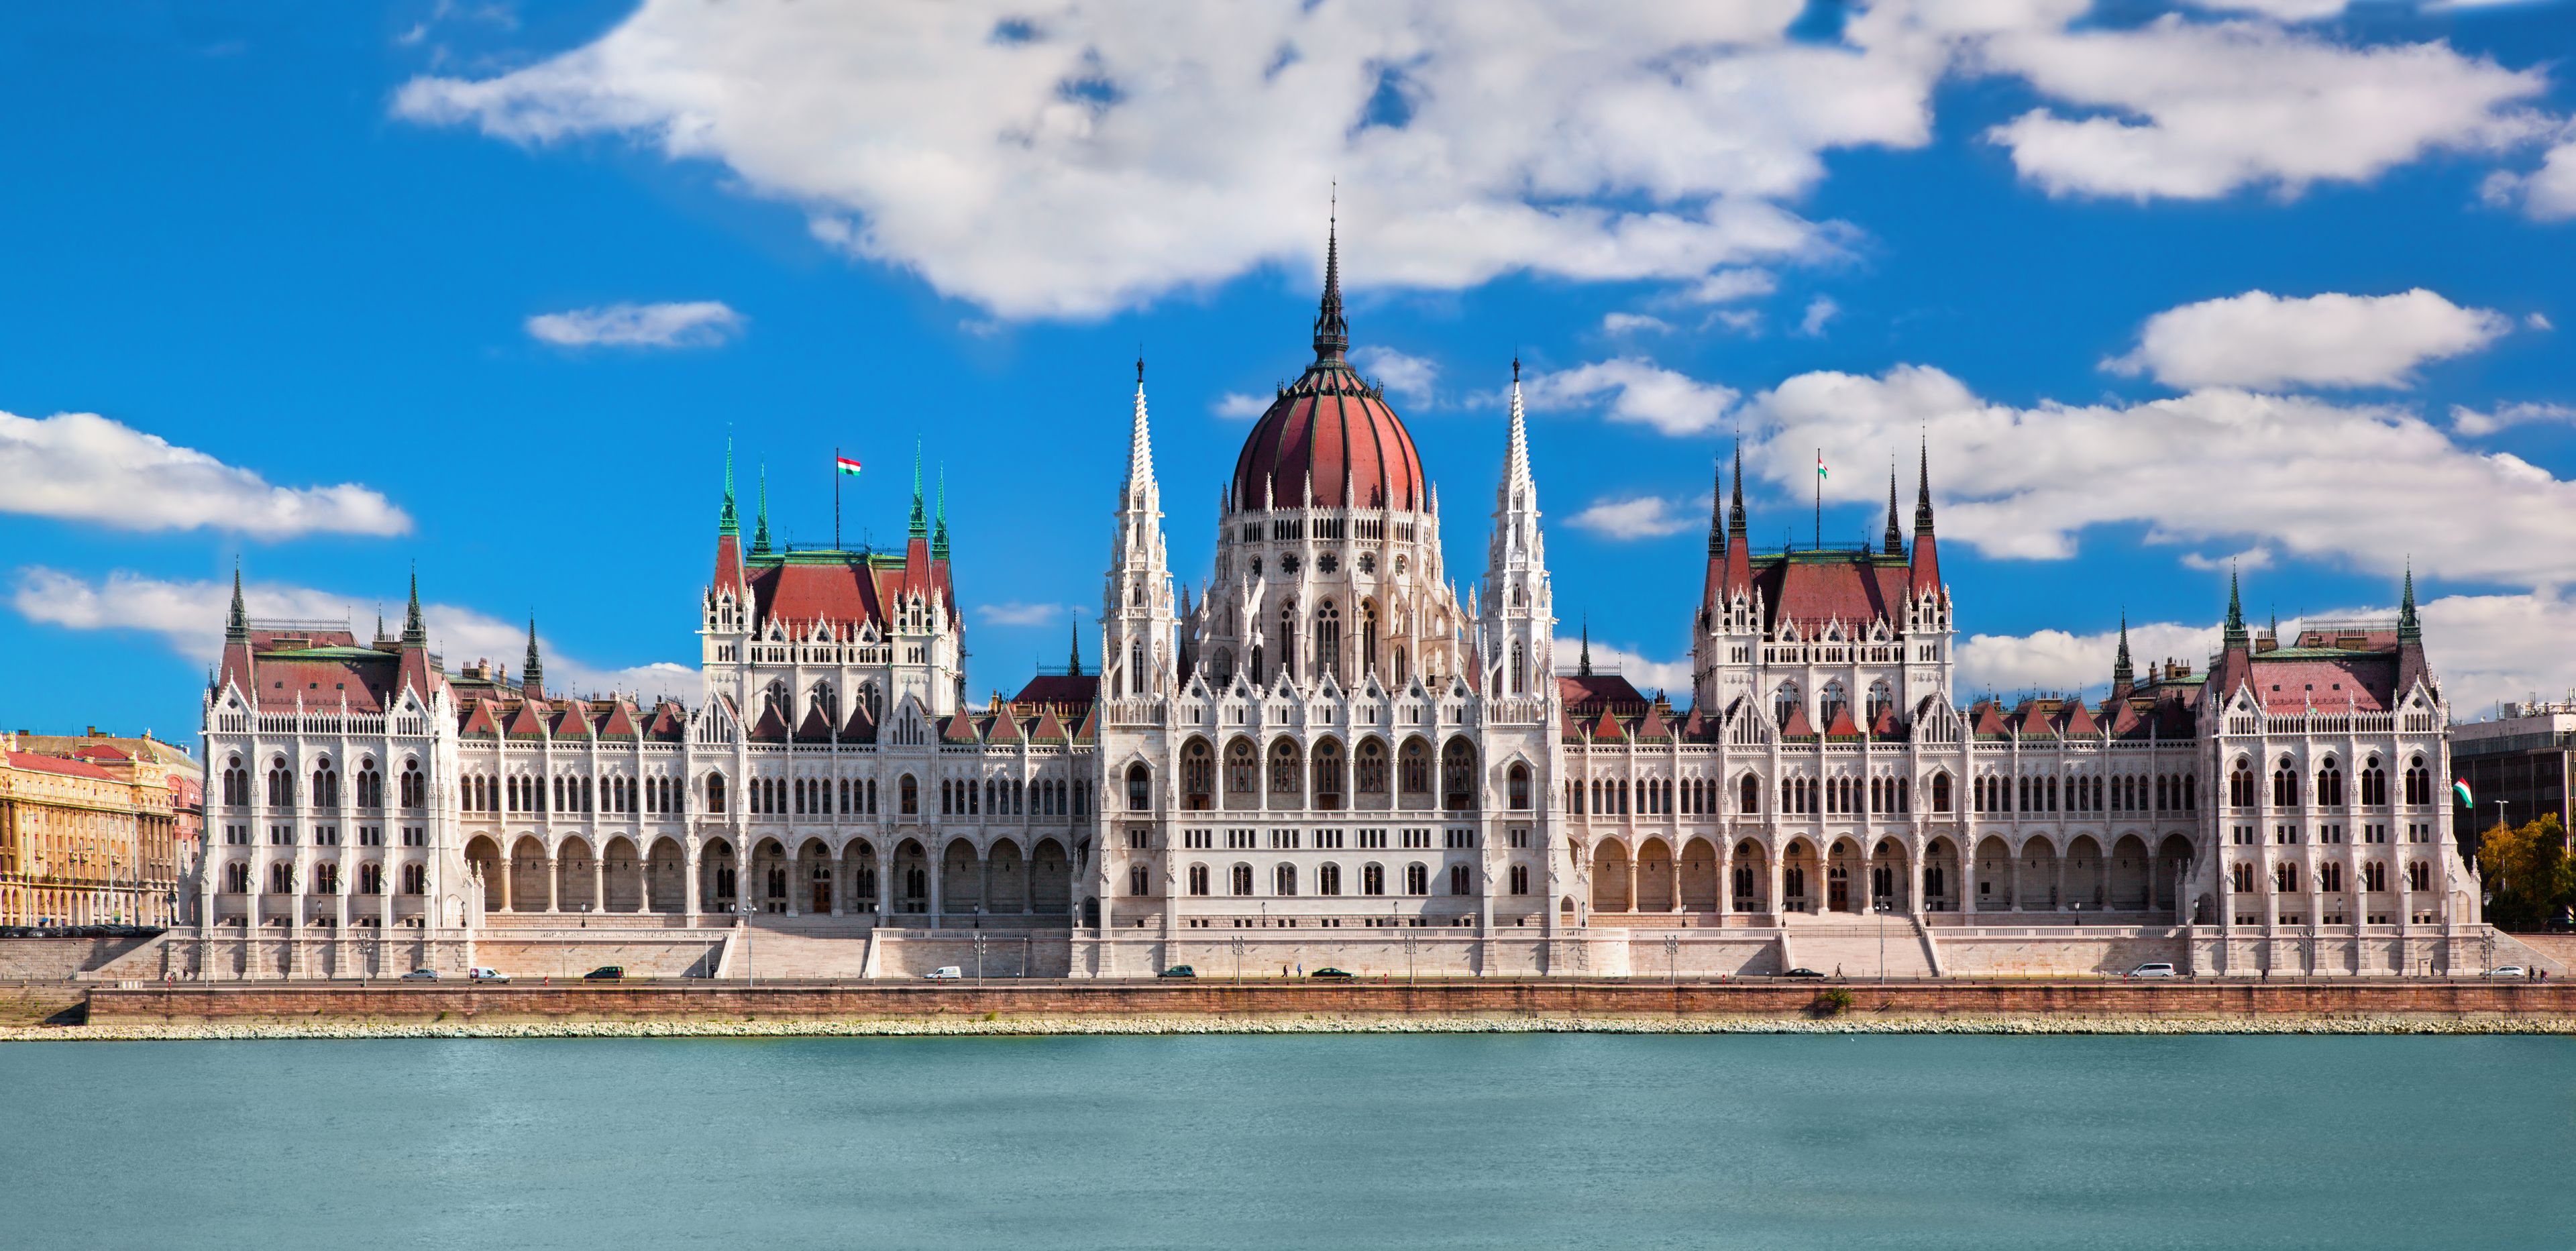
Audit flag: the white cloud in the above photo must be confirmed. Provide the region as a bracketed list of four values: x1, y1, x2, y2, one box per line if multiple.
[1709, 308, 1764, 335]
[2528, 313, 2553, 331]
[1957, 620, 2221, 697]
[1601, 312, 1672, 335]
[2451, 401, 2576, 437]
[525, 301, 745, 348]
[2106, 289, 2510, 390]
[1213, 392, 1271, 420]
[2420, 589, 2576, 716]
[0, 410, 409, 539]
[2486, 138, 2576, 221]
[977, 601, 1064, 627]
[12, 567, 690, 701]
[390, 1, 1995, 319]
[1579, 642, 1693, 696]
[2178, 0, 2349, 18]
[1568, 495, 1697, 541]
[1745, 363, 2576, 585]
[1682, 268, 1778, 304]
[1796, 294, 1838, 337]
[1521, 357, 1738, 436]
[2179, 546, 2273, 572]
[1352, 345, 1440, 406]
[1982, 16, 2548, 202]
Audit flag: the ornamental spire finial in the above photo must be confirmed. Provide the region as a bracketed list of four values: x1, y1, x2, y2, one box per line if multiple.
[402, 565, 425, 644]
[2399, 558, 2420, 641]
[226, 559, 248, 640]
[1312, 193, 1348, 362]
[908, 440, 928, 541]
[718, 439, 739, 536]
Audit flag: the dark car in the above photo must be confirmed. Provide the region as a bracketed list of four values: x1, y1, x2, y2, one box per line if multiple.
[1309, 967, 1356, 979]
[1159, 965, 1197, 978]
[1779, 967, 1826, 979]
[583, 965, 625, 981]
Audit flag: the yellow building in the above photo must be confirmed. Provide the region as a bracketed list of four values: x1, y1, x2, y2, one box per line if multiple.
[0, 731, 198, 927]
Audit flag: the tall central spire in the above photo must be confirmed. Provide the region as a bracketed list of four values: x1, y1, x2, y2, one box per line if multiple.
[907, 441, 928, 541]
[717, 440, 739, 537]
[1312, 199, 1348, 363]
[1124, 353, 1157, 506]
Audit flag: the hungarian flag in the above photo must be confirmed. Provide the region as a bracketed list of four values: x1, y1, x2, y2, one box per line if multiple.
[2454, 778, 2474, 806]
[836, 455, 863, 476]
[1816, 452, 1829, 482]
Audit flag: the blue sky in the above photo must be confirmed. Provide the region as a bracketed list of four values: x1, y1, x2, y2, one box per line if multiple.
[5, 0, 2576, 743]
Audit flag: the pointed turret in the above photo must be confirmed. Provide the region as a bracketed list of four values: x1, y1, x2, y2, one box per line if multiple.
[1699, 455, 1727, 625]
[396, 566, 435, 697]
[217, 559, 258, 698]
[1909, 437, 1943, 600]
[1124, 354, 1157, 509]
[521, 616, 545, 700]
[1312, 204, 1348, 364]
[908, 441, 928, 541]
[1483, 356, 1553, 696]
[2224, 567, 2249, 649]
[1578, 616, 1593, 677]
[1723, 442, 1752, 596]
[717, 441, 739, 537]
[1067, 616, 1083, 676]
[751, 465, 773, 555]
[932, 467, 951, 561]
[1883, 466, 1903, 556]
[402, 568, 426, 644]
[2110, 612, 2135, 698]
[225, 561, 248, 641]
[2396, 561, 2432, 698]
[711, 444, 747, 596]
[2216, 564, 2253, 698]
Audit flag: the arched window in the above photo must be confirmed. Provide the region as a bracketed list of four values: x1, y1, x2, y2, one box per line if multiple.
[1508, 763, 1531, 810]
[1250, 644, 1266, 686]
[1442, 739, 1477, 812]
[1740, 773, 1760, 814]
[311, 758, 339, 809]
[1399, 740, 1430, 795]
[402, 863, 427, 894]
[1230, 863, 1254, 896]
[400, 759, 425, 808]
[764, 678, 789, 722]
[898, 774, 918, 815]
[1275, 863, 1298, 896]
[1931, 771, 1951, 813]
[2271, 756, 2299, 808]
[266, 757, 294, 808]
[2229, 759, 2255, 809]
[1126, 763, 1152, 812]
[223, 862, 251, 893]
[1182, 740, 1214, 810]
[1187, 864, 1210, 895]
[1312, 739, 1346, 810]
[1360, 602, 1379, 677]
[1225, 739, 1257, 797]
[1362, 863, 1387, 895]
[359, 863, 385, 895]
[2316, 759, 2345, 807]
[1774, 682, 1803, 728]
[1356, 739, 1389, 795]
[1319, 863, 1342, 895]
[222, 755, 248, 807]
[356, 760, 382, 809]
[1315, 601, 1341, 682]
[1279, 603, 1299, 681]
[808, 681, 837, 723]
[2404, 755, 2430, 806]
[1509, 641, 1526, 695]
[1392, 645, 1409, 687]
[2361, 756, 2387, 806]
[1268, 739, 1301, 801]
[1866, 679, 1893, 725]
[1820, 679, 1849, 726]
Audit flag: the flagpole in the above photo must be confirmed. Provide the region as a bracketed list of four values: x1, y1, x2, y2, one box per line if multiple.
[1813, 447, 1821, 551]
[834, 445, 843, 551]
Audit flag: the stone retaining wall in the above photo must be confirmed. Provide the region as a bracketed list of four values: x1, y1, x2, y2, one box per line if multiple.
[83, 979, 2576, 1027]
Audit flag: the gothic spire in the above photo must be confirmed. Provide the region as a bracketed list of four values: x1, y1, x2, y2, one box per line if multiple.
[1311, 200, 1348, 363]
[1727, 441, 1747, 537]
[932, 466, 950, 560]
[718, 440, 739, 537]
[2224, 565, 2249, 647]
[1883, 462, 1903, 555]
[908, 441, 928, 541]
[522, 616, 544, 693]
[1578, 616, 1593, 677]
[1501, 356, 1533, 498]
[752, 464, 772, 555]
[1913, 434, 1935, 533]
[2112, 611, 2134, 691]
[1124, 353, 1157, 506]
[2398, 561, 2420, 641]
[226, 560, 248, 640]
[1707, 455, 1727, 558]
[402, 566, 425, 645]
[1067, 614, 1083, 675]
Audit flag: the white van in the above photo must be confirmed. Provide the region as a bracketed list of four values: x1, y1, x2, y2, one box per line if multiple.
[2125, 962, 2178, 979]
[468, 967, 508, 983]
[923, 966, 963, 981]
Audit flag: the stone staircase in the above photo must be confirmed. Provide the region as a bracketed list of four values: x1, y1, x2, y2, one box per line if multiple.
[1777, 917, 1940, 979]
[721, 926, 876, 980]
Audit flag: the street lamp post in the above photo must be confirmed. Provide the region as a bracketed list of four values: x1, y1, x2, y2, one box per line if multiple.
[1874, 898, 1888, 981]
[975, 932, 987, 987]
[733, 902, 757, 985]
[1664, 934, 1679, 985]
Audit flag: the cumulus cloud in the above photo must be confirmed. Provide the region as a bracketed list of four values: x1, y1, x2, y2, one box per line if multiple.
[525, 301, 745, 348]
[2420, 588, 2576, 716]
[2451, 401, 2576, 437]
[1682, 268, 1778, 304]
[2178, 0, 2350, 17]
[2106, 289, 2511, 390]
[1568, 495, 1697, 541]
[2485, 139, 2576, 221]
[1982, 17, 2548, 202]
[13, 567, 691, 701]
[388, 1, 2004, 318]
[1744, 363, 2576, 584]
[1795, 295, 1839, 337]
[0, 410, 409, 539]
[1352, 345, 1440, 406]
[1212, 392, 1271, 420]
[1957, 620, 2222, 698]
[1601, 312, 1671, 335]
[2179, 546, 2273, 572]
[1521, 357, 1738, 436]
[977, 601, 1064, 627]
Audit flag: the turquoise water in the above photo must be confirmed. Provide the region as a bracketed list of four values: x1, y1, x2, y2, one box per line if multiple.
[2, 1034, 2569, 1249]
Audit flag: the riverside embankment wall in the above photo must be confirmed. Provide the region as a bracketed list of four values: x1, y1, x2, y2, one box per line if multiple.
[81, 979, 2576, 1026]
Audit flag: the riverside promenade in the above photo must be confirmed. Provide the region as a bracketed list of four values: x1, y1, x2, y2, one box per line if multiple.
[32, 977, 2576, 1039]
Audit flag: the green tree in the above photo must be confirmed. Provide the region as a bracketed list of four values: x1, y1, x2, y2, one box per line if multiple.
[2477, 814, 2574, 932]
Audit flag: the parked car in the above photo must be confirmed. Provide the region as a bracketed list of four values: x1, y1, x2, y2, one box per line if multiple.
[1309, 967, 1355, 979]
[1779, 967, 1825, 979]
[2485, 965, 2528, 978]
[923, 967, 963, 981]
[467, 967, 508, 983]
[2125, 963, 2179, 979]
[400, 968, 439, 981]
[582, 965, 625, 981]
[1159, 965, 1197, 978]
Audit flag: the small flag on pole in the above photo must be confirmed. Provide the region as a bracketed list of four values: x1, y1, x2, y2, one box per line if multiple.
[836, 455, 864, 476]
[2453, 778, 2474, 806]
[1816, 453, 1829, 481]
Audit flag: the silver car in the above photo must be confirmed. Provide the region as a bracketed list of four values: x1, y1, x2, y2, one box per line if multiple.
[2125, 962, 2178, 978]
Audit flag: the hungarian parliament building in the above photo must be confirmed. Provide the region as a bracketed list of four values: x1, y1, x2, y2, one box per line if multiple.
[176, 237, 2490, 981]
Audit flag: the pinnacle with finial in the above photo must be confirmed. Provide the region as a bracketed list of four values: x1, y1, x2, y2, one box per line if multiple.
[908, 440, 928, 540]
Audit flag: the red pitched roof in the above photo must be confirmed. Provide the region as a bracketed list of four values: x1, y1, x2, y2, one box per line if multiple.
[1032, 707, 1071, 743]
[1589, 708, 1624, 741]
[2248, 655, 2397, 712]
[985, 705, 1024, 743]
[1558, 673, 1647, 716]
[840, 702, 877, 744]
[502, 700, 550, 738]
[747, 702, 790, 743]
[1780, 704, 1815, 738]
[2058, 699, 2099, 737]
[6, 751, 117, 780]
[752, 559, 884, 631]
[1869, 704, 1903, 740]
[1752, 555, 1911, 633]
[551, 700, 592, 739]
[941, 708, 980, 745]
[598, 702, 641, 739]
[1012, 674, 1099, 707]
[1821, 705, 1862, 739]
[1634, 704, 1673, 741]
[646, 703, 689, 742]
[794, 703, 837, 743]
[458, 700, 501, 737]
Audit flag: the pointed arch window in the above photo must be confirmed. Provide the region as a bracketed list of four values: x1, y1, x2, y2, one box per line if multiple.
[1356, 739, 1389, 796]
[1312, 739, 1346, 810]
[1509, 641, 1527, 695]
[1224, 739, 1257, 798]
[1773, 682, 1803, 728]
[1280, 603, 1299, 681]
[1316, 602, 1341, 682]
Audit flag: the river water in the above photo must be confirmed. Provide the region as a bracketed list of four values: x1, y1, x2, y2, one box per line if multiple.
[1, 1033, 2567, 1249]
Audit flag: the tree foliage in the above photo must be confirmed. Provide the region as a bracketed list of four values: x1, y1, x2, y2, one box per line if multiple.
[2478, 814, 2574, 932]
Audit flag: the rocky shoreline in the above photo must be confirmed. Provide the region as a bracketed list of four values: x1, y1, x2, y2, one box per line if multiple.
[11, 1011, 2576, 1042]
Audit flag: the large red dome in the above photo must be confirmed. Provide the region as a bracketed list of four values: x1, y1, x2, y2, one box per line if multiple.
[1228, 226, 1430, 513]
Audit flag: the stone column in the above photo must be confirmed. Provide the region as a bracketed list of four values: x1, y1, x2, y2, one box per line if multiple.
[1668, 851, 1682, 915]
[928, 839, 945, 929]
[875, 843, 892, 919]
[543, 856, 559, 914]
[682, 835, 700, 920]
[830, 850, 845, 917]
[498, 854, 513, 913]
[591, 853, 604, 918]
